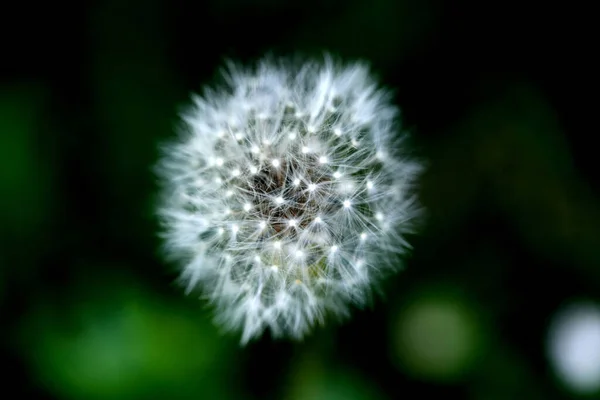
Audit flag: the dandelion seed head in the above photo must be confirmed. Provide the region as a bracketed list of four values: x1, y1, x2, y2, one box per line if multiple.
[155, 54, 423, 344]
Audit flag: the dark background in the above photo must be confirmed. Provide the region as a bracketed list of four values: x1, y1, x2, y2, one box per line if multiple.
[1, 0, 599, 399]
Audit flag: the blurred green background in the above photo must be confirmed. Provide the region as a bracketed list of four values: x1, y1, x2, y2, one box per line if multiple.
[1, 0, 599, 399]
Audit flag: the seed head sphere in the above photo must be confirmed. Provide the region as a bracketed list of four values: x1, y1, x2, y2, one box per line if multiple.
[156, 55, 423, 344]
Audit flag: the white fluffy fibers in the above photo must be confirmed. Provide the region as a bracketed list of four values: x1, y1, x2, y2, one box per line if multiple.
[156, 55, 423, 344]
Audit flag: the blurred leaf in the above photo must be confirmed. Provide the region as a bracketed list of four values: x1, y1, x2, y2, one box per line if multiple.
[286, 350, 387, 400]
[18, 272, 239, 400]
[465, 84, 600, 279]
[0, 85, 54, 241]
[89, 0, 181, 246]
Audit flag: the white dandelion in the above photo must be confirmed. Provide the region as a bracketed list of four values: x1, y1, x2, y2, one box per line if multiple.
[156, 54, 423, 344]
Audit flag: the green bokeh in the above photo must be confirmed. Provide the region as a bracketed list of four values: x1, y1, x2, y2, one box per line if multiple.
[18, 272, 239, 400]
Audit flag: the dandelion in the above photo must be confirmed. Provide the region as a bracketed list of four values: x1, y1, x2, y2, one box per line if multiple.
[156, 54, 423, 344]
